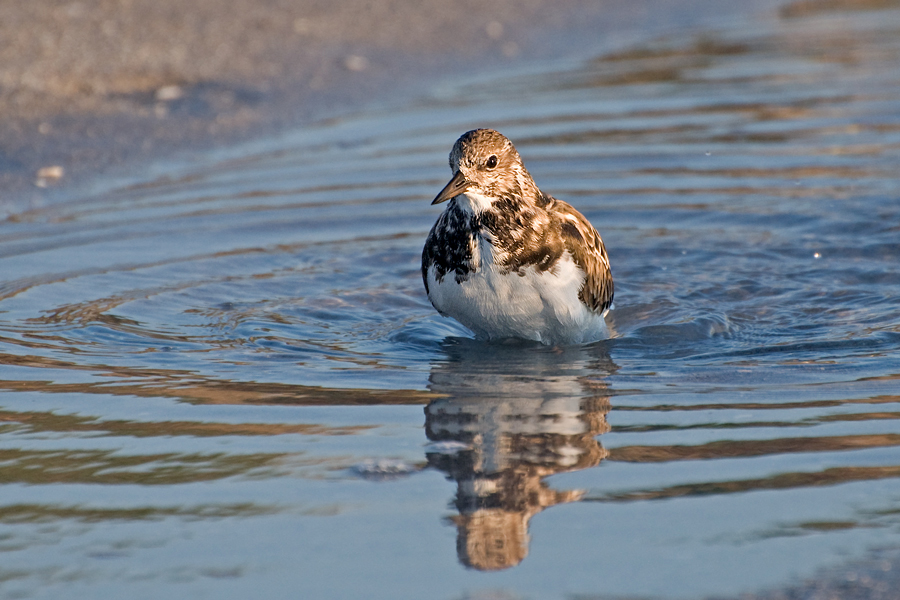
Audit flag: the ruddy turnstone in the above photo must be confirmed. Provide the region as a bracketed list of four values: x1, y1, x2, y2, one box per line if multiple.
[422, 129, 614, 345]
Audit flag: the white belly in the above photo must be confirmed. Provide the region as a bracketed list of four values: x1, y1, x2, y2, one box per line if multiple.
[426, 243, 609, 345]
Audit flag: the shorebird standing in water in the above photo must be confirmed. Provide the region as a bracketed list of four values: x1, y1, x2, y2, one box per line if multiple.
[422, 129, 614, 345]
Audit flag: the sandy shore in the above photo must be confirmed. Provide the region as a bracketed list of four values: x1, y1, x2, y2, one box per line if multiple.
[0, 0, 616, 207]
[2, 0, 794, 210]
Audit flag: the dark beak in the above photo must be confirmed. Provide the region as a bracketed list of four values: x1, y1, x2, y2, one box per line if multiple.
[432, 170, 472, 205]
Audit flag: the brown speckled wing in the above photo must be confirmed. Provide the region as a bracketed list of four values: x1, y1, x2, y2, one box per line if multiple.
[554, 200, 614, 314]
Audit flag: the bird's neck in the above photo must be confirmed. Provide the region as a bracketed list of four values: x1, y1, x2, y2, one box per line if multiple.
[451, 190, 495, 215]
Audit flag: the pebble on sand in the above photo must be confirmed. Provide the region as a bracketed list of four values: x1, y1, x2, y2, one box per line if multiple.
[155, 85, 184, 102]
[343, 55, 369, 72]
[35, 165, 65, 187]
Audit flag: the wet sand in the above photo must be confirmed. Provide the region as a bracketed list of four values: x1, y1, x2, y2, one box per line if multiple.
[0, 0, 786, 210]
[0, 0, 604, 206]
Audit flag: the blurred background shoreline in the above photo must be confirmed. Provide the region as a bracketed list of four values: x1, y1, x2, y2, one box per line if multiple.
[0, 0, 787, 212]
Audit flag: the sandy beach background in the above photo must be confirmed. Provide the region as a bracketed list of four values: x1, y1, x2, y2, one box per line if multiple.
[0, 0, 782, 209]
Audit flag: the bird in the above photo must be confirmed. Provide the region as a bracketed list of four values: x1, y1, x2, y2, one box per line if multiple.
[422, 129, 614, 345]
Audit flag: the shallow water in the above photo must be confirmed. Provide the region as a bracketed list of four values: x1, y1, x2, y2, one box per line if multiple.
[1, 5, 900, 599]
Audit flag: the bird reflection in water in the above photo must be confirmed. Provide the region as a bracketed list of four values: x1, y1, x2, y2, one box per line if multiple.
[424, 339, 615, 571]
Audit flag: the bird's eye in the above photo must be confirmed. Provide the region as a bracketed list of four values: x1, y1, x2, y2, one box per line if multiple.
[485, 155, 498, 169]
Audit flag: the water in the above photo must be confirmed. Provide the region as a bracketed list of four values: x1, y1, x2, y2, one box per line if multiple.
[1, 5, 900, 599]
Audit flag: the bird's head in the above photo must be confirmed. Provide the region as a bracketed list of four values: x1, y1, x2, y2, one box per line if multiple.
[432, 129, 539, 212]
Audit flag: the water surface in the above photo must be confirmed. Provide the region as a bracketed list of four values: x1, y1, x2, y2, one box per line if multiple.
[1, 5, 900, 599]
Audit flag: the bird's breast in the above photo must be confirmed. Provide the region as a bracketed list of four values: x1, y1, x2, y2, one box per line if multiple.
[425, 249, 602, 343]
